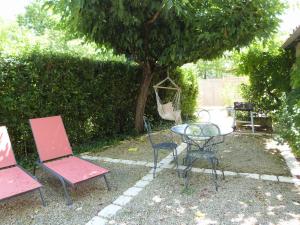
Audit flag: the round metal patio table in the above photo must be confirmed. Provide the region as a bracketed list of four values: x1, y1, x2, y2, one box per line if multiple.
[171, 123, 233, 138]
[171, 123, 233, 190]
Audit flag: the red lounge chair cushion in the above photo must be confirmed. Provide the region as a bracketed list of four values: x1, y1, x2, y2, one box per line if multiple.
[30, 116, 73, 162]
[44, 156, 109, 184]
[0, 167, 41, 200]
[0, 126, 17, 169]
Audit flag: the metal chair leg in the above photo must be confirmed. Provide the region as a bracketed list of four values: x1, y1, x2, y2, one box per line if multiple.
[103, 175, 111, 191]
[213, 158, 218, 179]
[210, 158, 218, 191]
[38, 188, 46, 206]
[173, 148, 180, 177]
[58, 177, 72, 205]
[222, 169, 225, 180]
[183, 156, 193, 188]
[250, 111, 255, 133]
[33, 164, 37, 176]
[153, 149, 158, 178]
[216, 158, 225, 180]
[184, 170, 190, 189]
[182, 145, 190, 166]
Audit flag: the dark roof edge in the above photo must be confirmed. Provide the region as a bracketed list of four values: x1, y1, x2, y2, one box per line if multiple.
[282, 26, 300, 49]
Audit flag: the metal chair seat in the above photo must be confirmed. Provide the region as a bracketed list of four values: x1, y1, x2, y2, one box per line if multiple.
[187, 150, 216, 160]
[153, 142, 177, 150]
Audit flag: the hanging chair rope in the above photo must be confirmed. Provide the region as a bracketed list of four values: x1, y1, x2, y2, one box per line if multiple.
[153, 76, 182, 124]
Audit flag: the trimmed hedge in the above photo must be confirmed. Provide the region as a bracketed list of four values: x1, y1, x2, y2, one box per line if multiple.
[0, 51, 197, 163]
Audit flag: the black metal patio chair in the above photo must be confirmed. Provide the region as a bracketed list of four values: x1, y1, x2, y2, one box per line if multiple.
[143, 116, 179, 178]
[182, 123, 224, 191]
[197, 108, 211, 122]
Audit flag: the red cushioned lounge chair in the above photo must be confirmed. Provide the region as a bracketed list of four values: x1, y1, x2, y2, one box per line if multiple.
[0, 126, 45, 206]
[30, 115, 110, 205]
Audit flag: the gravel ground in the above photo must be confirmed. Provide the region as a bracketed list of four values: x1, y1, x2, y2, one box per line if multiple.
[0, 131, 295, 225]
[95, 131, 181, 162]
[113, 169, 300, 225]
[178, 133, 291, 176]
[0, 162, 148, 225]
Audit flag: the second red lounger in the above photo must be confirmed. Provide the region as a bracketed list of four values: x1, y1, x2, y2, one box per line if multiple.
[30, 115, 110, 205]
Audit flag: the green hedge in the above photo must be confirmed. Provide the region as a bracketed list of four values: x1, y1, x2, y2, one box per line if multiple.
[0, 51, 197, 164]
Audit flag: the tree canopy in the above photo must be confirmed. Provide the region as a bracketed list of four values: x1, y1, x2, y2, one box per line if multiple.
[49, 0, 284, 131]
[17, 0, 59, 35]
[52, 0, 283, 67]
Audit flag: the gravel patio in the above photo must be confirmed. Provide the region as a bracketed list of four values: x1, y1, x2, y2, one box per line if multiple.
[0, 130, 299, 225]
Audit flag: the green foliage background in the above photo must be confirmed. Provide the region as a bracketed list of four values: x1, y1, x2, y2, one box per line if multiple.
[177, 67, 198, 117]
[274, 57, 300, 157]
[236, 40, 300, 156]
[0, 50, 197, 166]
[236, 41, 293, 113]
[290, 57, 300, 89]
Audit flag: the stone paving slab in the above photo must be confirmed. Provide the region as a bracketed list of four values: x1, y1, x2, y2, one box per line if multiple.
[191, 167, 204, 173]
[148, 167, 163, 174]
[86, 216, 107, 225]
[120, 159, 137, 165]
[132, 161, 148, 166]
[98, 204, 122, 218]
[261, 174, 279, 182]
[224, 171, 238, 176]
[123, 187, 143, 197]
[134, 180, 151, 188]
[239, 172, 260, 179]
[142, 174, 155, 181]
[145, 162, 154, 167]
[278, 176, 294, 183]
[113, 195, 133, 206]
[160, 164, 175, 169]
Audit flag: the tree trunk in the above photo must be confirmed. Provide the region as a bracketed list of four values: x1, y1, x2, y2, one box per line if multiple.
[134, 62, 154, 133]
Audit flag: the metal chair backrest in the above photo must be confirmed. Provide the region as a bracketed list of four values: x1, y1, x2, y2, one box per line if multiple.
[0, 126, 17, 169]
[183, 123, 221, 150]
[197, 109, 211, 122]
[30, 116, 73, 162]
[143, 116, 155, 147]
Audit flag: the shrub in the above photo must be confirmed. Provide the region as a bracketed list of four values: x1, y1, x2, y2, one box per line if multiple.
[176, 67, 198, 118]
[274, 58, 300, 157]
[274, 89, 300, 157]
[290, 58, 300, 89]
[0, 51, 197, 164]
[236, 41, 293, 113]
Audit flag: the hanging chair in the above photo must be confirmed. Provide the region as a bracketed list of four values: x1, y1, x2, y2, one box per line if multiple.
[153, 76, 182, 124]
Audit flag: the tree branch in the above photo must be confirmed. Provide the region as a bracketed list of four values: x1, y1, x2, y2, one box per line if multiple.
[146, 10, 161, 25]
[145, 3, 166, 26]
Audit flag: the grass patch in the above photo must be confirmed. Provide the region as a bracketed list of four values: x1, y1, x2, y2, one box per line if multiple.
[181, 187, 195, 195]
